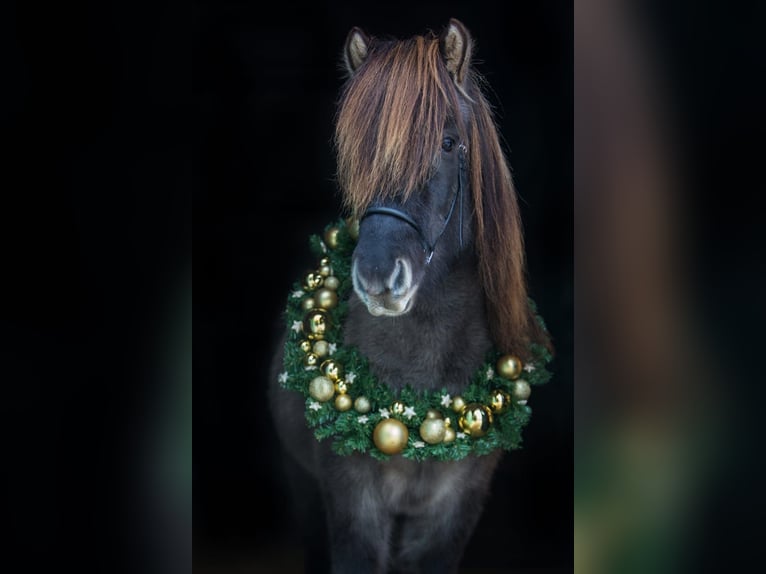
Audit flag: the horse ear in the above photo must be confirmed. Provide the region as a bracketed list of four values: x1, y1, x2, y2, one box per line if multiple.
[343, 27, 370, 76]
[440, 18, 473, 86]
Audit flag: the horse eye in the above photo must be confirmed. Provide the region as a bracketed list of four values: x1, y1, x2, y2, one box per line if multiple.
[441, 137, 455, 152]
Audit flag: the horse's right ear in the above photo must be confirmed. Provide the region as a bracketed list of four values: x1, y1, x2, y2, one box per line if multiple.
[343, 27, 370, 76]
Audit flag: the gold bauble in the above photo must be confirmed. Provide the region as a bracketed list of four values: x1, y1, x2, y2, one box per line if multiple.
[373, 419, 408, 455]
[324, 226, 340, 249]
[458, 403, 493, 437]
[497, 354, 523, 380]
[451, 396, 466, 413]
[444, 416, 452, 428]
[319, 257, 330, 267]
[303, 352, 319, 368]
[312, 340, 329, 357]
[345, 217, 360, 240]
[323, 276, 341, 291]
[512, 379, 531, 401]
[334, 394, 353, 412]
[354, 396, 371, 413]
[308, 376, 335, 402]
[334, 380, 349, 394]
[315, 288, 338, 310]
[303, 309, 330, 340]
[318, 264, 333, 278]
[301, 297, 316, 311]
[304, 271, 324, 291]
[426, 409, 443, 419]
[320, 359, 344, 382]
[443, 427, 456, 442]
[299, 339, 313, 353]
[489, 389, 512, 414]
[419, 418, 446, 444]
[391, 401, 406, 416]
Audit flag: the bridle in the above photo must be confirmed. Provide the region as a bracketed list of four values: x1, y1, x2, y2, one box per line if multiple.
[361, 143, 468, 264]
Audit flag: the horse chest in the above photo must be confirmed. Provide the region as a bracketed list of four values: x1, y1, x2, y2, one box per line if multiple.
[374, 459, 473, 515]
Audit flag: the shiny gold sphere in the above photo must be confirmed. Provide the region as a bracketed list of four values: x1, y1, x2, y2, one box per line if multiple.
[426, 409, 443, 419]
[443, 416, 452, 428]
[315, 288, 338, 310]
[334, 394, 353, 412]
[324, 226, 340, 249]
[318, 264, 333, 278]
[334, 380, 349, 394]
[391, 401, 406, 416]
[489, 389, 512, 414]
[299, 339, 313, 353]
[320, 359, 344, 382]
[308, 376, 335, 402]
[323, 276, 341, 291]
[303, 271, 324, 291]
[373, 419, 409, 455]
[345, 217, 360, 240]
[303, 309, 330, 340]
[512, 379, 532, 401]
[301, 297, 316, 311]
[443, 427, 456, 442]
[451, 396, 467, 413]
[354, 396, 371, 413]
[319, 257, 331, 267]
[419, 418, 446, 444]
[497, 354, 523, 380]
[312, 340, 329, 357]
[458, 403, 494, 437]
[303, 352, 319, 368]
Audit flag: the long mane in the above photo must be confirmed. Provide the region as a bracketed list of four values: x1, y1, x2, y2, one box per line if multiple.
[334, 31, 551, 358]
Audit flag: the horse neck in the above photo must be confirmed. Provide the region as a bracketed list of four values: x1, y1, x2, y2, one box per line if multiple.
[343, 254, 493, 394]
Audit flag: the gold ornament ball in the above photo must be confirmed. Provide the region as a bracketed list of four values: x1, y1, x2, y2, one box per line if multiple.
[345, 217, 360, 240]
[301, 297, 316, 311]
[497, 354, 523, 380]
[489, 389, 512, 414]
[458, 403, 494, 437]
[335, 394, 353, 412]
[303, 309, 330, 340]
[309, 376, 335, 402]
[320, 359, 344, 382]
[299, 339, 313, 353]
[324, 226, 340, 249]
[303, 352, 319, 368]
[419, 418, 446, 444]
[319, 264, 333, 278]
[373, 418, 409, 455]
[354, 396, 371, 413]
[426, 408, 443, 419]
[512, 380, 532, 401]
[443, 416, 452, 428]
[324, 276, 341, 291]
[391, 401, 406, 416]
[319, 257, 331, 267]
[451, 396, 467, 413]
[304, 271, 324, 291]
[443, 427, 456, 443]
[312, 340, 329, 357]
[315, 288, 338, 310]
[334, 380, 349, 394]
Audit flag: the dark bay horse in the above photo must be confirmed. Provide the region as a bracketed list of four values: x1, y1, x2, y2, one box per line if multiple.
[269, 18, 552, 573]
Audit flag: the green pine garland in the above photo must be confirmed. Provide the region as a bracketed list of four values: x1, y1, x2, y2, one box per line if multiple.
[279, 217, 553, 461]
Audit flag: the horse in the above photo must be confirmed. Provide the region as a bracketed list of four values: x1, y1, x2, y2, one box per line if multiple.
[268, 18, 553, 573]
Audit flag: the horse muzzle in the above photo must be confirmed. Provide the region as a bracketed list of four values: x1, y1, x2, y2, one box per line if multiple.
[351, 257, 419, 317]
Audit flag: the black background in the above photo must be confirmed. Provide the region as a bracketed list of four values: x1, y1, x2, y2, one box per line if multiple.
[194, 1, 572, 572]
[4, 0, 766, 572]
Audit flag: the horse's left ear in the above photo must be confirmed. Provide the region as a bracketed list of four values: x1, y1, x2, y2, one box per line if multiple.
[440, 18, 473, 87]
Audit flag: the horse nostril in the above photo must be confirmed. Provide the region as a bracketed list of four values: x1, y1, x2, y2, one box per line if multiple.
[388, 258, 411, 295]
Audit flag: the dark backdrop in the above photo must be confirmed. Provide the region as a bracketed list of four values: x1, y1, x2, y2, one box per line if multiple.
[194, 1, 573, 572]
